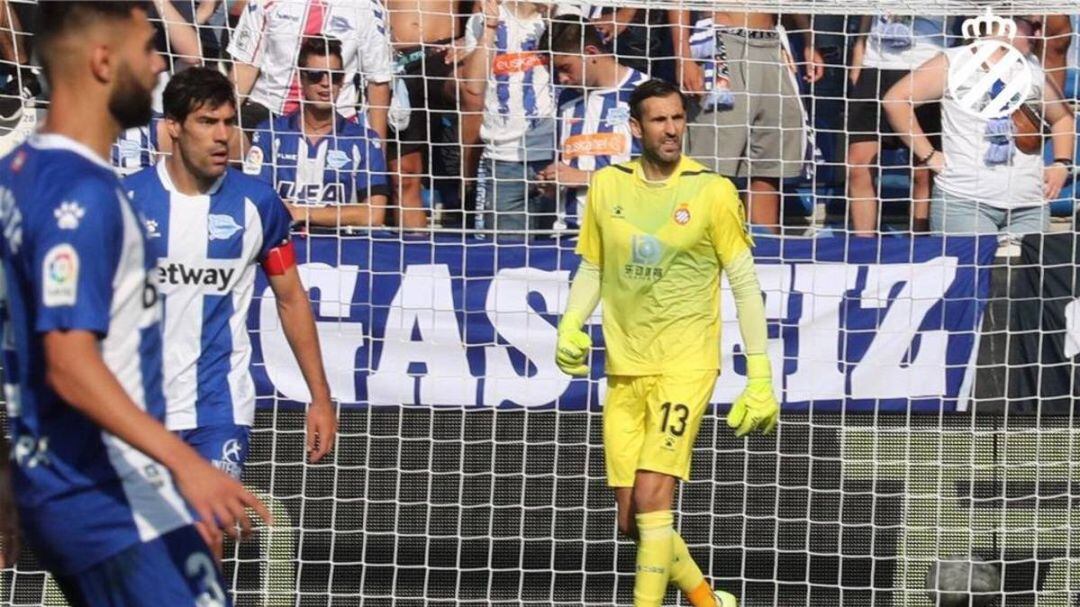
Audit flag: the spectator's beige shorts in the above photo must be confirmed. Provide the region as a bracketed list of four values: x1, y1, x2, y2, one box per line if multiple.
[686, 29, 806, 179]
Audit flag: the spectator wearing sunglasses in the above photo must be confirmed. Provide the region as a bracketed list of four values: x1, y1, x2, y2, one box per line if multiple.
[245, 36, 390, 228]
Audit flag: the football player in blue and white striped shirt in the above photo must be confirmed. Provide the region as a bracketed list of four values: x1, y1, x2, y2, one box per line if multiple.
[539, 21, 646, 227]
[125, 67, 337, 554]
[245, 36, 390, 228]
[0, 4, 268, 605]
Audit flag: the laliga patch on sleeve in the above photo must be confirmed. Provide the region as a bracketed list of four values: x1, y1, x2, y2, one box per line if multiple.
[42, 243, 79, 307]
[243, 146, 264, 175]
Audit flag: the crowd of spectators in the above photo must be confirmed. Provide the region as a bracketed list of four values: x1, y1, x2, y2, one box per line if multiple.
[0, 1, 1077, 241]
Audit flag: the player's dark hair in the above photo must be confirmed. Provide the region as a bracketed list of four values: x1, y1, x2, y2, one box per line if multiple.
[162, 67, 236, 123]
[549, 20, 611, 55]
[629, 79, 686, 122]
[298, 36, 344, 68]
[34, 1, 150, 77]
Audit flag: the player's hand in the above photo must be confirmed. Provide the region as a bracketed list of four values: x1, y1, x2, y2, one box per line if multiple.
[306, 397, 338, 463]
[174, 458, 273, 540]
[555, 322, 592, 377]
[727, 354, 779, 437]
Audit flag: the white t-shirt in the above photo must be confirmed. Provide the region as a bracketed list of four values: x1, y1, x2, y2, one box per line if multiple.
[228, 0, 394, 117]
[464, 7, 556, 163]
[863, 16, 949, 71]
[935, 45, 1045, 209]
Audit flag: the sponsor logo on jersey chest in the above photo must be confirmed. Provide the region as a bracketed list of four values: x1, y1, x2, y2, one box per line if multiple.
[492, 52, 545, 76]
[562, 133, 627, 159]
[208, 214, 243, 240]
[326, 149, 350, 170]
[157, 262, 236, 292]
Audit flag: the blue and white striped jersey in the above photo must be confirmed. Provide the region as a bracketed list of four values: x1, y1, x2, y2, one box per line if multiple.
[111, 113, 161, 176]
[125, 163, 292, 430]
[0, 134, 192, 574]
[246, 110, 390, 205]
[556, 67, 647, 215]
[463, 6, 556, 162]
[110, 74, 169, 175]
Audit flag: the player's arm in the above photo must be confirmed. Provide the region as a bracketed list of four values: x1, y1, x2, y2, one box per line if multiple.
[262, 240, 337, 462]
[713, 181, 778, 437]
[556, 182, 603, 377]
[556, 260, 600, 377]
[43, 330, 270, 537]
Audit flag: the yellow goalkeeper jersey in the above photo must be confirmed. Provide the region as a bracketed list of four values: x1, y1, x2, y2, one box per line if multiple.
[576, 155, 751, 376]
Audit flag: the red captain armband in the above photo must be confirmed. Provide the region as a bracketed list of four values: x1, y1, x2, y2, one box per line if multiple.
[261, 240, 296, 276]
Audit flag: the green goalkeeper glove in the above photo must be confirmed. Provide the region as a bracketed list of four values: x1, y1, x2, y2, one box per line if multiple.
[555, 317, 592, 377]
[727, 353, 779, 437]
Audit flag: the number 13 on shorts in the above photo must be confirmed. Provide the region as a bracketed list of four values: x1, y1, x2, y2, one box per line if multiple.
[602, 371, 719, 488]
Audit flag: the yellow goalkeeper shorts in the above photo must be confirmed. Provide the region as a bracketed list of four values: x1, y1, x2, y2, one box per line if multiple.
[603, 370, 719, 487]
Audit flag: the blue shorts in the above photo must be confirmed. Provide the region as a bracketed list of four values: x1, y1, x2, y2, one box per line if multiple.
[55, 525, 230, 607]
[176, 425, 251, 480]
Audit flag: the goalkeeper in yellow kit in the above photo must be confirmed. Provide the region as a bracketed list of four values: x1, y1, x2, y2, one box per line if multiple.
[556, 79, 778, 607]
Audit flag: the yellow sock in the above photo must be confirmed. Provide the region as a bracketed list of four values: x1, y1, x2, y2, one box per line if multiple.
[634, 510, 675, 607]
[670, 534, 715, 607]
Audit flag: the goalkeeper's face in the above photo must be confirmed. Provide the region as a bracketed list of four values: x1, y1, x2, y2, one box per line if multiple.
[630, 93, 686, 165]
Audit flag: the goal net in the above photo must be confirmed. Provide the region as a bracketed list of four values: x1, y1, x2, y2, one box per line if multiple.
[2, 1, 1080, 606]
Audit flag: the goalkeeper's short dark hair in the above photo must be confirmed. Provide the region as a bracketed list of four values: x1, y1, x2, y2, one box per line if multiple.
[298, 36, 344, 68]
[162, 67, 236, 123]
[34, 1, 150, 78]
[629, 79, 687, 122]
[549, 20, 611, 55]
